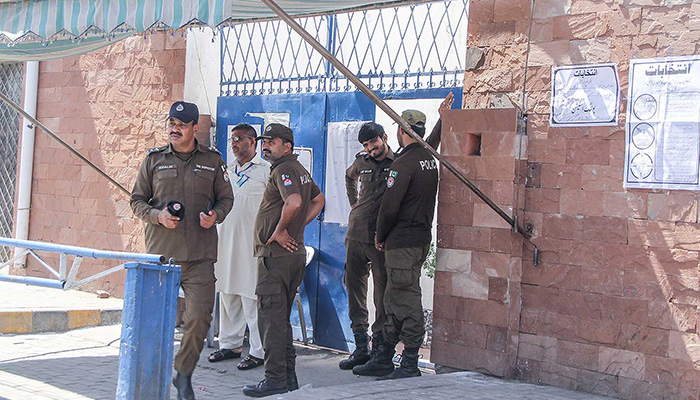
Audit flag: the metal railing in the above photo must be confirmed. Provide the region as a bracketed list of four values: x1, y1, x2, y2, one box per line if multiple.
[220, 0, 468, 96]
[0, 237, 179, 400]
[0, 237, 165, 289]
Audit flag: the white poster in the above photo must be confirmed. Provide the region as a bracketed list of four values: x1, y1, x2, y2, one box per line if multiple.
[550, 63, 620, 127]
[293, 147, 314, 178]
[624, 55, 700, 190]
[323, 121, 366, 225]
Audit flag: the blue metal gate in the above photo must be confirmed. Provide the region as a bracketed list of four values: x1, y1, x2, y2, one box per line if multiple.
[216, 88, 461, 351]
[216, 0, 468, 351]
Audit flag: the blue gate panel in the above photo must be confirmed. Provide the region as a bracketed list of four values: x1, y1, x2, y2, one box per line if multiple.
[216, 88, 463, 352]
[217, 93, 326, 344]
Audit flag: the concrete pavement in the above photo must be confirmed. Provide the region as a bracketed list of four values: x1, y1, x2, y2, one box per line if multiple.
[0, 324, 615, 400]
[0, 279, 614, 399]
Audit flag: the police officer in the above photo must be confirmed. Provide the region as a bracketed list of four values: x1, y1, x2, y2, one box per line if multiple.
[352, 106, 443, 379]
[344, 94, 453, 372]
[130, 101, 234, 400]
[243, 123, 325, 398]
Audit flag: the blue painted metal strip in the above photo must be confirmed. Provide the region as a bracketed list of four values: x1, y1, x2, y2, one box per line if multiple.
[0, 274, 64, 289]
[0, 237, 165, 264]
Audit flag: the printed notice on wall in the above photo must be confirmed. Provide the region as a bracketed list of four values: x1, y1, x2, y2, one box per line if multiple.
[624, 55, 700, 190]
[324, 121, 366, 225]
[550, 63, 620, 127]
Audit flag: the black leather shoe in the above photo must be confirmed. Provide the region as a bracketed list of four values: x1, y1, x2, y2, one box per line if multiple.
[287, 369, 299, 392]
[172, 372, 195, 400]
[242, 379, 288, 398]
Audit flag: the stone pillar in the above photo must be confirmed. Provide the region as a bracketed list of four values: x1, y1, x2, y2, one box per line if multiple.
[197, 114, 212, 147]
[431, 108, 525, 378]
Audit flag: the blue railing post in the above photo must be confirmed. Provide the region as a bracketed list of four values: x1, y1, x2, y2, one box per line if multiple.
[116, 262, 181, 400]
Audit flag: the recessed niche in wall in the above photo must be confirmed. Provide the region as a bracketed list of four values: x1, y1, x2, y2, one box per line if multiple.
[467, 133, 481, 156]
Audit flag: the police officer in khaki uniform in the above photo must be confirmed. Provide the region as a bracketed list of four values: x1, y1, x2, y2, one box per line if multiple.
[243, 123, 325, 398]
[353, 104, 447, 380]
[130, 101, 234, 400]
[344, 94, 453, 372]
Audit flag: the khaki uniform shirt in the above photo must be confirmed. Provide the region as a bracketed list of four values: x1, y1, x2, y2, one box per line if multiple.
[254, 154, 321, 258]
[345, 149, 395, 244]
[130, 141, 235, 262]
[345, 119, 442, 245]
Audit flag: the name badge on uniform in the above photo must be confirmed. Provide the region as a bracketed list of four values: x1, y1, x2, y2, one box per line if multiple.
[196, 164, 216, 172]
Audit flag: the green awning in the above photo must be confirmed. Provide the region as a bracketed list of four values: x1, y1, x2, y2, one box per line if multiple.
[0, 0, 414, 61]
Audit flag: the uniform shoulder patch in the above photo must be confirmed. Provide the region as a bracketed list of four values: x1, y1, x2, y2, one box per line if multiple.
[355, 151, 367, 159]
[281, 173, 294, 186]
[146, 146, 167, 155]
[205, 146, 222, 155]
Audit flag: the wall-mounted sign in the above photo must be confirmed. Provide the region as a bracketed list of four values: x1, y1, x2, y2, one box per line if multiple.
[550, 63, 620, 127]
[624, 55, 700, 190]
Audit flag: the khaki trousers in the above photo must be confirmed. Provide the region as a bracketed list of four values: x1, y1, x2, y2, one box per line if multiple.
[383, 245, 429, 349]
[174, 260, 216, 376]
[256, 255, 306, 384]
[344, 239, 387, 340]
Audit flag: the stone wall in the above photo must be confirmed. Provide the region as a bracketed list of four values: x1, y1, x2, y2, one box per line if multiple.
[17, 33, 186, 297]
[432, 1, 700, 399]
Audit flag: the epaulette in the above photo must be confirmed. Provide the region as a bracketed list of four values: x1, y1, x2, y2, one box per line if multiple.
[205, 146, 222, 155]
[355, 151, 368, 159]
[146, 146, 167, 155]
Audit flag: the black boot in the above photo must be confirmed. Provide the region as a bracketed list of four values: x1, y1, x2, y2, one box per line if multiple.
[172, 372, 195, 400]
[339, 333, 371, 370]
[369, 332, 384, 358]
[242, 379, 288, 398]
[378, 347, 421, 380]
[287, 368, 299, 392]
[352, 341, 395, 376]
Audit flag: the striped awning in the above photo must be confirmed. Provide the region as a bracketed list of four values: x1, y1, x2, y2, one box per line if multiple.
[0, 0, 414, 61]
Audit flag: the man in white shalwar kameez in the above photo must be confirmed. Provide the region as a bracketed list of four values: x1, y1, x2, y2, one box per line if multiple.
[210, 123, 271, 370]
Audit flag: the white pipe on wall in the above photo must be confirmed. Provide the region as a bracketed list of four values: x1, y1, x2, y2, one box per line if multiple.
[13, 61, 39, 268]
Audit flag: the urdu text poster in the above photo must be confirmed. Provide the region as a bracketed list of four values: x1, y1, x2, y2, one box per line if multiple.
[624, 55, 700, 190]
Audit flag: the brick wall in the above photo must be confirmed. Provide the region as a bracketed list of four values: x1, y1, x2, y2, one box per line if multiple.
[17, 33, 186, 297]
[433, 0, 700, 398]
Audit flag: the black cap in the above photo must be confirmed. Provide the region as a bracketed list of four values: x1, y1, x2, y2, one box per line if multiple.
[256, 123, 294, 143]
[358, 122, 385, 143]
[168, 101, 199, 124]
[166, 200, 185, 220]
